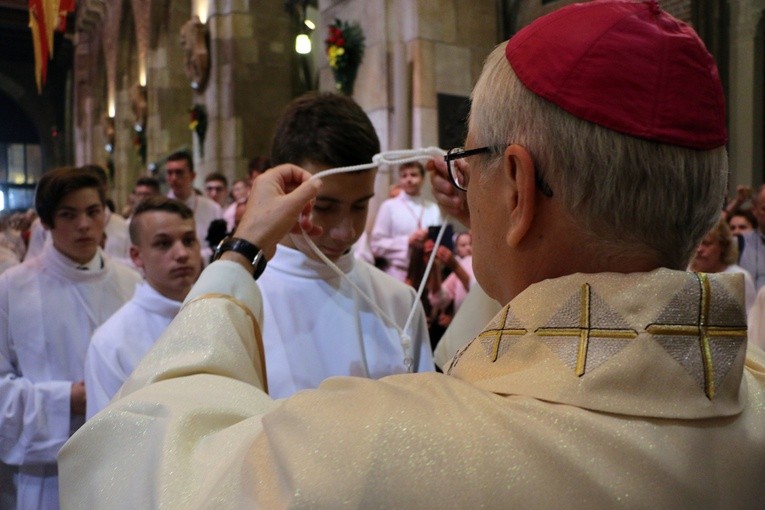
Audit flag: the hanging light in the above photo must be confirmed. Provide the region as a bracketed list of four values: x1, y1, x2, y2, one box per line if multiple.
[295, 33, 312, 54]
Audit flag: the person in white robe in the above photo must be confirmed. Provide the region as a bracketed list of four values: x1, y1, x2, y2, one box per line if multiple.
[0, 167, 140, 510]
[84, 197, 201, 418]
[25, 210, 131, 265]
[60, 4, 765, 507]
[164, 150, 222, 263]
[257, 93, 433, 398]
[26, 165, 132, 266]
[370, 162, 443, 281]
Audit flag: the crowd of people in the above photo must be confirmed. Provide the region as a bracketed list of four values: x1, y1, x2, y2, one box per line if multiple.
[2, 1, 765, 508]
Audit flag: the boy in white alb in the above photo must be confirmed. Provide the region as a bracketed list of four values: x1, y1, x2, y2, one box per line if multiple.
[84, 197, 201, 418]
[370, 161, 443, 281]
[0, 167, 140, 510]
[256, 93, 434, 398]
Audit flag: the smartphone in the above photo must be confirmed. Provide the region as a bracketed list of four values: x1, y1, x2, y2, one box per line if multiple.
[428, 224, 454, 252]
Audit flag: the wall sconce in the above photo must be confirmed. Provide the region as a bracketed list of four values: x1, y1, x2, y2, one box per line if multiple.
[180, 16, 210, 92]
[104, 115, 115, 154]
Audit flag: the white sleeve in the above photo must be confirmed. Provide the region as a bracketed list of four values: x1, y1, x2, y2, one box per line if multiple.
[84, 332, 124, 420]
[369, 201, 410, 262]
[0, 285, 72, 464]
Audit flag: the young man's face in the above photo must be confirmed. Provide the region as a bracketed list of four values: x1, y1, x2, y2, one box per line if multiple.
[165, 159, 195, 200]
[231, 181, 250, 202]
[48, 187, 106, 264]
[131, 185, 158, 206]
[130, 210, 201, 302]
[398, 165, 424, 196]
[204, 179, 228, 206]
[285, 162, 375, 261]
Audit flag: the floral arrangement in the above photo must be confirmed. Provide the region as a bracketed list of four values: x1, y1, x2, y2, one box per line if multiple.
[189, 104, 208, 155]
[325, 19, 365, 95]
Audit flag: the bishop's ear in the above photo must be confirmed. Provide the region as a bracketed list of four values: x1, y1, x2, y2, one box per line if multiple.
[502, 144, 537, 247]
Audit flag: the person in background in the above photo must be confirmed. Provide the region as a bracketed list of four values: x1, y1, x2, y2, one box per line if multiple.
[203, 172, 229, 208]
[85, 197, 201, 418]
[428, 231, 475, 332]
[370, 161, 443, 282]
[164, 150, 222, 262]
[223, 178, 251, 232]
[1, 167, 140, 510]
[689, 218, 756, 313]
[247, 155, 271, 185]
[122, 176, 161, 220]
[60, 3, 765, 507]
[728, 208, 756, 236]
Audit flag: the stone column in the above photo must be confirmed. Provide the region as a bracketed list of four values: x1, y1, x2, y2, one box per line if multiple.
[202, 0, 295, 185]
[728, 0, 765, 186]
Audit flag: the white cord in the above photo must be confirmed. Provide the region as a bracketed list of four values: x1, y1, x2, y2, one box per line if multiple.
[303, 147, 448, 372]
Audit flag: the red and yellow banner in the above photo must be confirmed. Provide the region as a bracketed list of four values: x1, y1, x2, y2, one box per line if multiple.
[29, 0, 75, 93]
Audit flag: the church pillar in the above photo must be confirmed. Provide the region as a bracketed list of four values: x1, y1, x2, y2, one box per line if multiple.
[728, 0, 765, 186]
[199, 0, 295, 184]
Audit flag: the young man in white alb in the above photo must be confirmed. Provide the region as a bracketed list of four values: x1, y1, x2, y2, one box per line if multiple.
[84, 196, 201, 418]
[254, 92, 434, 398]
[0, 166, 140, 510]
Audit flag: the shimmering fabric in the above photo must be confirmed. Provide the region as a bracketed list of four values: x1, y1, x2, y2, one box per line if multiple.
[59, 265, 765, 508]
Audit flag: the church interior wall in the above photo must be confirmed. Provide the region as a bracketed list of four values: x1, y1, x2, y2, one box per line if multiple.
[22, 0, 758, 215]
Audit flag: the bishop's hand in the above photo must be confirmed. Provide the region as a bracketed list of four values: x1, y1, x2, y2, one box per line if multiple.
[228, 164, 323, 268]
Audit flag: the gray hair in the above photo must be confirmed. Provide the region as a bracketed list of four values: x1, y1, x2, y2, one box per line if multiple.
[469, 43, 728, 269]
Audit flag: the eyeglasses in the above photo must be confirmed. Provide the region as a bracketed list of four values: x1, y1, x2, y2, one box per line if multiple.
[444, 146, 554, 197]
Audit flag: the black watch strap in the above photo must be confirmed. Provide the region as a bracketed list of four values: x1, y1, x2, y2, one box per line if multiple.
[213, 236, 268, 279]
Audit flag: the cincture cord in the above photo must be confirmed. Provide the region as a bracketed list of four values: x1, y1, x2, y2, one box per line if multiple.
[301, 147, 449, 373]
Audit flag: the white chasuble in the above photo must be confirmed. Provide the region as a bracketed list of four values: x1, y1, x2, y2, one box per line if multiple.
[60, 266, 765, 508]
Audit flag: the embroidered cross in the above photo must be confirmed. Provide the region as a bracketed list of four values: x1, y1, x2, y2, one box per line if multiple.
[477, 306, 527, 362]
[646, 272, 747, 399]
[536, 283, 638, 376]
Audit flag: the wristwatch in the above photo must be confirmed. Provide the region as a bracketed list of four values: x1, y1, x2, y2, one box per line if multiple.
[213, 236, 268, 279]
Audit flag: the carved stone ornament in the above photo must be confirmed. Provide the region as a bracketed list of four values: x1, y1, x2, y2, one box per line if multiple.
[180, 16, 210, 92]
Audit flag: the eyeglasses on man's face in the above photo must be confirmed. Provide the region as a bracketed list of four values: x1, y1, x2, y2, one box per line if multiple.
[444, 146, 554, 197]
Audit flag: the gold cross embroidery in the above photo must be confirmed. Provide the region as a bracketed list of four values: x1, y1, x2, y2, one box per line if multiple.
[646, 272, 747, 399]
[478, 306, 527, 362]
[536, 283, 638, 376]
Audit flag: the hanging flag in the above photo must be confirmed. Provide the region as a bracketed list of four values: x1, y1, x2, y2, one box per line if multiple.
[29, 0, 50, 93]
[57, 0, 75, 32]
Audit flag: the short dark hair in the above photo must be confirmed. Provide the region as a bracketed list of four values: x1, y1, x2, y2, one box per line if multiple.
[204, 172, 228, 187]
[247, 156, 271, 177]
[82, 164, 109, 186]
[729, 208, 758, 229]
[129, 196, 194, 244]
[35, 166, 106, 228]
[134, 176, 161, 194]
[270, 92, 380, 170]
[166, 150, 194, 174]
[400, 161, 425, 177]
